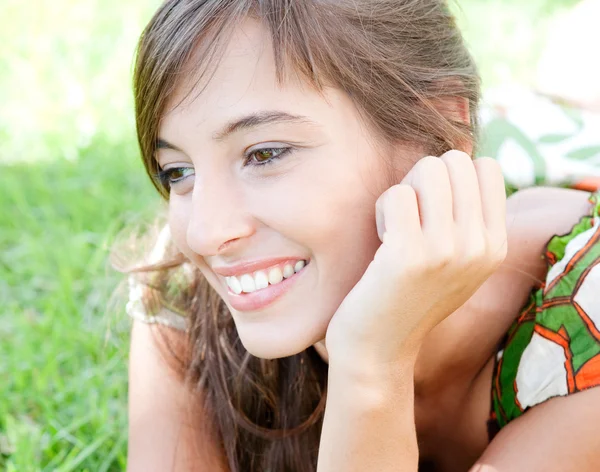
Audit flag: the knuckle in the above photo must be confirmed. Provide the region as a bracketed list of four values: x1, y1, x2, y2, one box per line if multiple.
[434, 255, 454, 271]
[473, 156, 502, 173]
[469, 240, 507, 272]
[440, 149, 473, 165]
[404, 156, 448, 188]
[463, 241, 487, 262]
[421, 154, 440, 164]
[415, 155, 443, 172]
[419, 157, 449, 182]
[429, 244, 455, 269]
[391, 183, 416, 197]
[385, 183, 417, 206]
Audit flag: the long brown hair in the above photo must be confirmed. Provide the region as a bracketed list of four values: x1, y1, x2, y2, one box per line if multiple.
[129, 1, 480, 470]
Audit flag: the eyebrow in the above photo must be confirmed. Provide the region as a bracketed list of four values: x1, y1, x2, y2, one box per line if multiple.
[156, 110, 319, 151]
[212, 110, 318, 141]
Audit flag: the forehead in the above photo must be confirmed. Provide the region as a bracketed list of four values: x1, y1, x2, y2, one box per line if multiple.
[160, 17, 331, 136]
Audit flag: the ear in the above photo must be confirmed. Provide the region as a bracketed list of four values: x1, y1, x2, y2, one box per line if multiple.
[439, 96, 470, 126]
[431, 96, 473, 156]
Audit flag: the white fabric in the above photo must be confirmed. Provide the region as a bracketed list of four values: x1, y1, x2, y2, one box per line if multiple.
[516, 332, 569, 409]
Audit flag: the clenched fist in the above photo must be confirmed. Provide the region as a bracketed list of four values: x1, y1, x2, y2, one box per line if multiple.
[325, 150, 508, 368]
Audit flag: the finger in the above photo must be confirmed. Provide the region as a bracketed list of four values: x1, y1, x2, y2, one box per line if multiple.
[473, 157, 507, 247]
[377, 184, 422, 246]
[439, 150, 483, 227]
[401, 156, 454, 235]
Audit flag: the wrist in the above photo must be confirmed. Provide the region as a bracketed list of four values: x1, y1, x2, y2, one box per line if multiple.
[327, 353, 416, 401]
[325, 339, 421, 378]
[318, 355, 419, 472]
[324, 321, 426, 375]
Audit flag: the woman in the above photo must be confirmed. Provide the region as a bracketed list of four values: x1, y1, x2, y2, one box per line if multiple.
[123, 0, 600, 470]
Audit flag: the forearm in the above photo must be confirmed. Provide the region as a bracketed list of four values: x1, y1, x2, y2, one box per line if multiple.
[317, 358, 419, 472]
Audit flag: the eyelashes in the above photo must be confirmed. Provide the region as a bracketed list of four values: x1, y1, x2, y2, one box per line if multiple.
[154, 167, 195, 190]
[244, 146, 292, 166]
[154, 146, 294, 193]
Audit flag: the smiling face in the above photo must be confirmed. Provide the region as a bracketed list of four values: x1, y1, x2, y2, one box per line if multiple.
[157, 18, 417, 359]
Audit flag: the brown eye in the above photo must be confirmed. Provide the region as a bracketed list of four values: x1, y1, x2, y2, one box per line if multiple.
[255, 149, 277, 162]
[156, 167, 195, 191]
[166, 167, 194, 183]
[169, 168, 185, 180]
[246, 147, 291, 166]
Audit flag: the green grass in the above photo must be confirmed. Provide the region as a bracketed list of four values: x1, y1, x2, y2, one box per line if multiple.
[0, 0, 581, 469]
[1, 139, 160, 470]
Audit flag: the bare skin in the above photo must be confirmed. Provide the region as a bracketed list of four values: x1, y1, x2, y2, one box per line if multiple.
[128, 186, 599, 471]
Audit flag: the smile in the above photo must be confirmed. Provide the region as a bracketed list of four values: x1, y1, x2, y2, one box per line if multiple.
[226, 260, 308, 294]
[223, 260, 310, 312]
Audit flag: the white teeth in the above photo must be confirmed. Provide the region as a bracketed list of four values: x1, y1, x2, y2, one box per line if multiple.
[226, 260, 308, 294]
[240, 274, 256, 293]
[268, 267, 283, 285]
[282, 264, 295, 278]
[254, 271, 269, 290]
[227, 276, 242, 295]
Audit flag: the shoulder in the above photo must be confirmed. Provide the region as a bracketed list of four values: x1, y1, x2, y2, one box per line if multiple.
[504, 186, 600, 284]
[506, 186, 596, 237]
[128, 320, 229, 471]
[499, 186, 596, 289]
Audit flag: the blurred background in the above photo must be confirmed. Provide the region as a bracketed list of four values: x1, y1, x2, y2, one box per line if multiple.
[1, 0, 598, 469]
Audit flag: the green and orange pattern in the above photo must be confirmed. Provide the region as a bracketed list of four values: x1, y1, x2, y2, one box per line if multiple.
[491, 191, 600, 432]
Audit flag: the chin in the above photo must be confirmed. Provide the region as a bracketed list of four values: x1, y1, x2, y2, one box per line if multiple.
[232, 311, 330, 360]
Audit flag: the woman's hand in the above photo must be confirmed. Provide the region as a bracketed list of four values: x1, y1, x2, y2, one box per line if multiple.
[325, 150, 508, 369]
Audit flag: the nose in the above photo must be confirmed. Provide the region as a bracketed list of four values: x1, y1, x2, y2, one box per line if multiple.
[186, 177, 255, 257]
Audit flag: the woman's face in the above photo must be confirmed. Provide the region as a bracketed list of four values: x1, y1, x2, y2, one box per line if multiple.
[158, 18, 416, 358]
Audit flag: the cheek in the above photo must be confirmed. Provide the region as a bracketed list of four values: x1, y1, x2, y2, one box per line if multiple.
[246, 156, 383, 287]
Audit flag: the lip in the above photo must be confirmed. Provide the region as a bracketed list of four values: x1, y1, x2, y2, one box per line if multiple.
[224, 262, 309, 312]
[212, 257, 306, 277]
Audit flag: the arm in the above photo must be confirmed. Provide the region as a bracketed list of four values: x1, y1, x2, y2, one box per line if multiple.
[317, 153, 507, 471]
[127, 320, 229, 472]
[317, 357, 419, 472]
[471, 388, 600, 471]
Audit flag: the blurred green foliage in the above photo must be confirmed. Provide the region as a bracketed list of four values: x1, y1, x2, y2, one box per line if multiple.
[0, 0, 160, 164]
